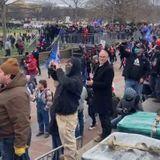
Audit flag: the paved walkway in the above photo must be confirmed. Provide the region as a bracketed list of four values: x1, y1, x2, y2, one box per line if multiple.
[30, 59, 125, 159]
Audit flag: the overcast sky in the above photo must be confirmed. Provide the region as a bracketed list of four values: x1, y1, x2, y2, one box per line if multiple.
[6, 0, 160, 6]
[6, 0, 72, 6]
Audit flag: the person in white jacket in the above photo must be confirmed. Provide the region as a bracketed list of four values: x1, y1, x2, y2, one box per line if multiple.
[76, 86, 88, 137]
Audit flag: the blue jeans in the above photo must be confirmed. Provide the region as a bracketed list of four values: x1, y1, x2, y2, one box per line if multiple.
[150, 75, 157, 97]
[0, 140, 2, 156]
[111, 115, 123, 128]
[125, 79, 143, 98]
[75, 111, 84, 137]
[37, 109, 49, 133]
[155, 76, 160, 98]
[0, 137, 30, 160]
[52, 135, 62, 160]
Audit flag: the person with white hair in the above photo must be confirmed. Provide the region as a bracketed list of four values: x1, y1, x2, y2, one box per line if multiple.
[86, 50, 114, 142]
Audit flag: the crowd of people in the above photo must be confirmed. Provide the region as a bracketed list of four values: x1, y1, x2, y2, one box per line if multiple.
[2, 32, 36, 57]
[2, 22, 160, 56]
[39, 23, 160, 45]
[0, 22, 160, 160]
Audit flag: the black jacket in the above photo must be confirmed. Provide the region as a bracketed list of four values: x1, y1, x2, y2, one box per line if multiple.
[51, 57, 83, 115]
[151, 51, 160, 76]
[92, 61, 114, 115]
[122, 52, 150, 81]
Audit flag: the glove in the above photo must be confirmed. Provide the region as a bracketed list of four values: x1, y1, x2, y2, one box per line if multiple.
[14, 146, 26, 157]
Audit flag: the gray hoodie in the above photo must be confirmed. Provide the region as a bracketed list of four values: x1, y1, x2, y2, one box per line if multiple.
[78, 86, 88, 112]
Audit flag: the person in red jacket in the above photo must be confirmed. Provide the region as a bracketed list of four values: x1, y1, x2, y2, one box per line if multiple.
[25, 53, 38, 93]
[25, 53, 38, 76]
[83, 27, 89, 44]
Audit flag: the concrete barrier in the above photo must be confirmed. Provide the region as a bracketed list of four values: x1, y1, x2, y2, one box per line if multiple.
[0, 47, 76, 64]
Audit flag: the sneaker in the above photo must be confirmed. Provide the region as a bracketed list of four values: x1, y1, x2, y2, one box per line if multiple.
[88, 124, 96, 130]
[44, 133, 50, 138]
[36, 132, 44, 137]
[94, 136, 103, 143]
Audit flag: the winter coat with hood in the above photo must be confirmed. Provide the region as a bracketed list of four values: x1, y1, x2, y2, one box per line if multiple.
[0, 73, 31, 148]
[51, 57, 83, 115]
[122, 51, 150, 81]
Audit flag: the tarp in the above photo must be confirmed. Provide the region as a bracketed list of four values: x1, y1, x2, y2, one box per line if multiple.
[82, 132, 160, 160]
[117, 112, 160, 139]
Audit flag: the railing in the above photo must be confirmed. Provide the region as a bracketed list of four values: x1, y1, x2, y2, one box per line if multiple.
[35, 136, 83, 160]
[59, 32, 131, 45]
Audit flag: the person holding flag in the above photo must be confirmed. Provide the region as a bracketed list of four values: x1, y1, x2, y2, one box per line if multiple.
[49, 55, 83, 160]
[46, 38, 60, 80]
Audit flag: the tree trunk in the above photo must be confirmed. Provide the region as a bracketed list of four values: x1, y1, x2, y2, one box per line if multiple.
[2, 2, 7, 43]
[74, 7, 78, 22]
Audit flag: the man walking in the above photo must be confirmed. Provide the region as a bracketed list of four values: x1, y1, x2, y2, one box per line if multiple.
[0, 58, 31, 160]
[4, 38, 11, 57]
[86, 50, 114, 142]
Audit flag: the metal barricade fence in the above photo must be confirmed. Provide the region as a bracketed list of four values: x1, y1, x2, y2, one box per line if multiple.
[35, 136, 83, 160]
[59, 32, 131, 45]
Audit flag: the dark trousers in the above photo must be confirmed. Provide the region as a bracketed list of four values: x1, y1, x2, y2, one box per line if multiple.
[88, 105, 96, 126]
[150, 75, 157, 97]
[37, 60, 41, 75]
[99, 114, 112, 139]
[18, 48, 24, 55]
[5, 49, 11, 56]
[0, 140, 2, 157]
[0, 137, 30, 160]
[51, 134, 62, 160]
[37, 109, 49, 133]
[155, 76, 160, 98]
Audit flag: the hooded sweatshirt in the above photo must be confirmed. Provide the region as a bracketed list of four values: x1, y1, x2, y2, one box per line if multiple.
[0, 73, 31, 148]
[51, 57, 83, 115]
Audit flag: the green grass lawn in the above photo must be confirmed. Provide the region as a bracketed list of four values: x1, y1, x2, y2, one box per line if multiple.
[0, 40, 37, 57]
[0, 27, 37, 37]
[0, 27, 37, 57]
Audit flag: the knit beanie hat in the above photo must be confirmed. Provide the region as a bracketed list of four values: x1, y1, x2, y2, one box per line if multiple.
[0, 58, 20, 75]
[124, 87, 137, 101]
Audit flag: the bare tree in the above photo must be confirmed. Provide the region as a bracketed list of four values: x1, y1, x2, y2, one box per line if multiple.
[87, 0, 154, 23]
[60, 0, 88, 20]
[0, 0, 20, 42]
[1, 0, 8, 42]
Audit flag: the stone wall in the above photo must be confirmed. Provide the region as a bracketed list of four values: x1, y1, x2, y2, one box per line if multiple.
[0, 48, 74, 65]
